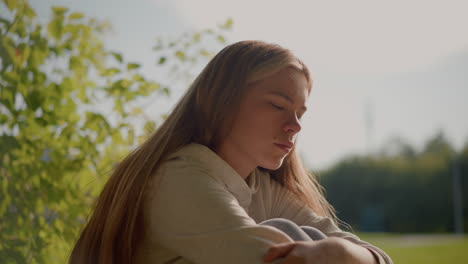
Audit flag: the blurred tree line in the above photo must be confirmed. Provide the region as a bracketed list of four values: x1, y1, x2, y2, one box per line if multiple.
[0, 0, 230, 263]
[320, 132, 468, 234]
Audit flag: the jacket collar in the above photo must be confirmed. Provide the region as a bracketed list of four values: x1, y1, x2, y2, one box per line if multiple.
[168, 143, 260, 210]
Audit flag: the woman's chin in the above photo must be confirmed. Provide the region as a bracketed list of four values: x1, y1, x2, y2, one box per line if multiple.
[260, 157, 285, 170]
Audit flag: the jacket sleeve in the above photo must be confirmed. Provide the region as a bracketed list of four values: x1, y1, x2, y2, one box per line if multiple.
[146, 159, 295, 264]
[269, 179, 393, 264]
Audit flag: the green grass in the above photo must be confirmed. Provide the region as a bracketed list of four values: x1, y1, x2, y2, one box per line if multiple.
[358, 233, 468, 264]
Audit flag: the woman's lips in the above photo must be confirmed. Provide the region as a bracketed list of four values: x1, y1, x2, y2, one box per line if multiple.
[274, 143, 291, 153]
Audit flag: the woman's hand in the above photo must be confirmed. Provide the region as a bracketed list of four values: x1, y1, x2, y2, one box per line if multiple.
[263, 237, 377, 264]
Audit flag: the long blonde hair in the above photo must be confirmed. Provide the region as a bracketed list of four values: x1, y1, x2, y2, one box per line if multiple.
[69, 40, 338, 264]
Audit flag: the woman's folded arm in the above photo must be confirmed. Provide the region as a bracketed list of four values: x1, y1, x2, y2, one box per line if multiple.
[269, 179, 393, 264]
[146, 160, 294, 264]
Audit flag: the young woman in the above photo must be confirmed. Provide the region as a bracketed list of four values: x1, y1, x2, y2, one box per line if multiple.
[70, 40, 393, 264]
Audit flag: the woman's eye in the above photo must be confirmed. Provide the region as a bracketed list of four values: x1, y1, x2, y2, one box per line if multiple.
[271, 103, 284, 110]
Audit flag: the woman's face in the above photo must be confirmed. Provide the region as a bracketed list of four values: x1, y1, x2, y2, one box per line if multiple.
[217, 66, 310, 177]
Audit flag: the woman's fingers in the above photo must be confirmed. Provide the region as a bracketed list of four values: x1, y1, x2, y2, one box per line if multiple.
[263, 242, 297, 263]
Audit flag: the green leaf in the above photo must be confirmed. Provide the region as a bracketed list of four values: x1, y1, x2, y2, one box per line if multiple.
[69, 56, 82, 71]
[111, 130, 123, 143]
[0, 17, 10, 26]
[158, 56, 166, 64]
[175, 51, 185, 61]
[48, 18, 63, 40]
[102, 67, 120, 77]
[52, 6, 69, 16]
[143, 121, 156, 133]
[223, 18, 233, 29]
[1, 248, 28, 263]
[132, 74, 145, 82]
[148, 82, 160, 91]
[111, 52, 123, 63]
[24, 5, 36, 19]
[127, 63, 140, 70]
[114, 99, 124, 114]
[69, 12, 84, 20]
[3, 71, 19, 82]
[4, 0, 17, 11]
[193, 33, 201, 42]
[217, 35, 226, 44]
[199, 49, 211, 57]
[25, 90, 42, 110]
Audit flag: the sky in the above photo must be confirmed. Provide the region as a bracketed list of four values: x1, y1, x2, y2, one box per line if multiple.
[32, 0, 468, 170]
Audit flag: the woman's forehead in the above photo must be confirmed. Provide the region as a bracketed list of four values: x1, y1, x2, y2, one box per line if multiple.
[250, 68, 310, 98]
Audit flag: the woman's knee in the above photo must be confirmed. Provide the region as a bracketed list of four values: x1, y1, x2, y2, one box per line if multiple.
[259, 218, 311, 241]
[299, 226, 327, 241]
[259, 218, 297, 229]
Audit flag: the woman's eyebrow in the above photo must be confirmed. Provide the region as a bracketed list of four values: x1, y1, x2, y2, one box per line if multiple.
[267, 90, 307, 112]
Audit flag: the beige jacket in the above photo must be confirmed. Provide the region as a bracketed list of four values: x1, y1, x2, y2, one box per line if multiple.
[135, 143, 393, 264]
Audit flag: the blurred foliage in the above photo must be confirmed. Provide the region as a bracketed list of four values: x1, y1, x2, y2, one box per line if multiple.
[152, 17, 233, 91]
[0, 0, 231, 263]
[320, 132, 468, 234]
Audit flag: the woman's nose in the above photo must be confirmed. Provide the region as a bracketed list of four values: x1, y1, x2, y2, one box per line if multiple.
[284, 114, 302, 134]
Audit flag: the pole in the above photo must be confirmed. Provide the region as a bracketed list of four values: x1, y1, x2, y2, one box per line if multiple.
[452, 154, 464, 235]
